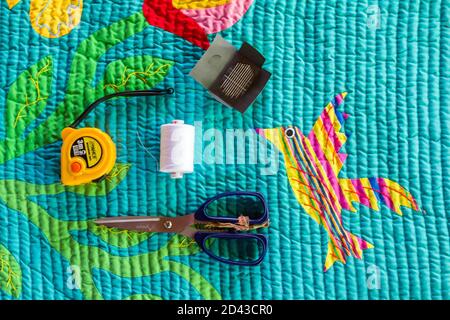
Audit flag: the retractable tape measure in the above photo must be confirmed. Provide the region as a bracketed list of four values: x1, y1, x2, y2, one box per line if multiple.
[61, 89, 174, 186]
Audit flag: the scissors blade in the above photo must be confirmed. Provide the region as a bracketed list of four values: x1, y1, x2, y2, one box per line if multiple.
[95, 216, 161, 233]
[94, 214, 196, 234]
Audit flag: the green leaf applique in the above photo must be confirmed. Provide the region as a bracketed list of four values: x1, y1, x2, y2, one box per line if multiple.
[87, 221, 152, 249]
[124, 294, 163, 300]
[99, 56, 174, 94]
[5, 56, 52, 139]
[0, 244, 22, 298]
[65, 163, 132, 196]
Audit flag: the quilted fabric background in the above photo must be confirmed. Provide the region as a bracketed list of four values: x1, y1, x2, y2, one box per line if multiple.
[0, 0, 448, 299]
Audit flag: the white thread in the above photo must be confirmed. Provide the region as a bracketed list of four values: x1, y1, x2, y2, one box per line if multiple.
[159, 120, 195, 179]
[136, 129, 159, 172]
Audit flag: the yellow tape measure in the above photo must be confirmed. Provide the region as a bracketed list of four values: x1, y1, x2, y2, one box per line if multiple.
[60, 89, 174, 186]
[61, 127, 116, 186]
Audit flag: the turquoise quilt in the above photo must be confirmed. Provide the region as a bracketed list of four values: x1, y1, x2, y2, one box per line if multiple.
[0, 0, 448, 300]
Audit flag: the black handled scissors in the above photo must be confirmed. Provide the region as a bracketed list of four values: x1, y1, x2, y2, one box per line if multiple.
[95, 191, 270, 266]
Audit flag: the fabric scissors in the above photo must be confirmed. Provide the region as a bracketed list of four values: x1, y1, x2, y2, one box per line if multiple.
[95, 191, 270, 266]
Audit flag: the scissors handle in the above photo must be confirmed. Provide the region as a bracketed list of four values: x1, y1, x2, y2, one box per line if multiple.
[194, 232, 268, 266]
[195, 191, 269, 225]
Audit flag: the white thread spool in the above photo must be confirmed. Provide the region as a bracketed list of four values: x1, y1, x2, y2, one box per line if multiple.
[159, 120, 195, 179]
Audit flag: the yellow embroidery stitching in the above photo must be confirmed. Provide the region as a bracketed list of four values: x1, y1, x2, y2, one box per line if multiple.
[13, 59, 51, 129]
[98, 225, 135, 240]
[105, 164, 132, 182]
[0, 254, 20, 296]
[103, 63, 172, 92]
[176, 237, 197, 248]
[173, 0, 231, 10]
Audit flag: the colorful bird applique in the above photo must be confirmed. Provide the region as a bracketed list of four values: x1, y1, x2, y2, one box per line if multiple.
[6, 0, 83, 38]
[256, 93, 420, 271]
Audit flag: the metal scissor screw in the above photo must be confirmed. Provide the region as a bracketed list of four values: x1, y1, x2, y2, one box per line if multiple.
[164, 221, 173, 229]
